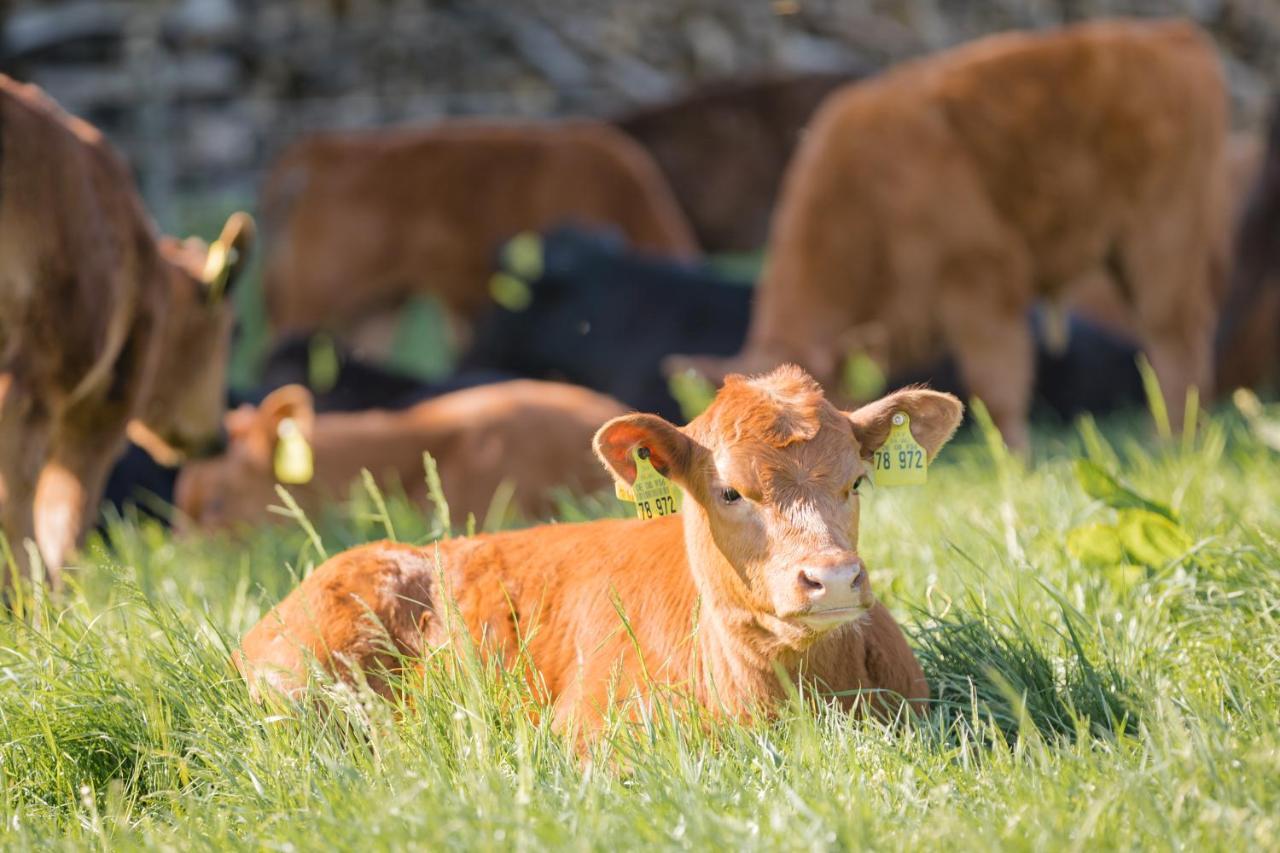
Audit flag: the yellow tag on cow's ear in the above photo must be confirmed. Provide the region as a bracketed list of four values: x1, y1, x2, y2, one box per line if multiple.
[871, 412, 927, 486]
[274, 418, 314, 485]
[615, 447, 681, 519]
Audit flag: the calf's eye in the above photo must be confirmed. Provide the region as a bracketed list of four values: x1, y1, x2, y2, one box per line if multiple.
[849, 475, 868, 497]
[720, 487, 742, 505]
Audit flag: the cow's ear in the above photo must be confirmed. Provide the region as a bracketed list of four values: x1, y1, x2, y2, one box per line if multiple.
[257, 385, 315, 446]
[202, 211, 256, 301]
[594, 413, 696, 488]
[846, 388, 963, 460]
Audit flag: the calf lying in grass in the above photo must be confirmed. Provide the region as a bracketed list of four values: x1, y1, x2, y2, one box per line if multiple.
[177, 380, 624, 533]
[238, 366, 962, 731]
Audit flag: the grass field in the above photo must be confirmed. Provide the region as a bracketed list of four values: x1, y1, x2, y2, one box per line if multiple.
[2, 407, 1278, 851]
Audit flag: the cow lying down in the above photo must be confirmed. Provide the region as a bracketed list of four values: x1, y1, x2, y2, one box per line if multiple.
[237, 366, 963, 732]
[175, 380, 626, 534]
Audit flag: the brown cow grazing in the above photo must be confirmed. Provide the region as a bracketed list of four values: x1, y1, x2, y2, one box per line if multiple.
[175, 380, 627, 534]
[675, 20, 1226, 450]
[616, 71, 857, 252]
[0, 76, 253, 585]
[261, 120, 698, 350]
[236, 366, 963, 734]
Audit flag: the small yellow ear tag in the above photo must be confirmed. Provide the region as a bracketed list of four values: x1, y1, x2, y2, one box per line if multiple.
[614, 447, 682, 519]
[871, 412, 927, 486]
[274, 418, 314, 485]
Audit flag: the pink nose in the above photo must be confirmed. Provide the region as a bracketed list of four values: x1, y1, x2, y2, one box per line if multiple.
[796, 553, 865, 609]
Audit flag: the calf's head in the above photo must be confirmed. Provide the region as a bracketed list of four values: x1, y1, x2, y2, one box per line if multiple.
[595, 365, 961, 638]
[174, 384, 315, 534]
[129, 212, 255, 462]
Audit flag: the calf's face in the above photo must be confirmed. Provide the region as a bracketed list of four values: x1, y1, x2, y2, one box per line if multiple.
[174, 385, 314, 534]
[596, 366, 961, 635]
[131, 213, 255, 462]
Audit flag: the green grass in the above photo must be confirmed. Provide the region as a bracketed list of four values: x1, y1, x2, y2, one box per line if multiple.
[2, 411, 1278, 850]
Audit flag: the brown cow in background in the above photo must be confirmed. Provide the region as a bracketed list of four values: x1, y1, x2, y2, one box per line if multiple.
[261, 120, 697, 352]
[676, 20, 1227, 449]
[616, 71, 857, 252]
[175, 380, 626, 535]
[0, 76, 253, 585]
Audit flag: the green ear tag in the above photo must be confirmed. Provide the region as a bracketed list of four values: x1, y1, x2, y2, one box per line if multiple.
[614, 448, 682, 519]
[872, 412, 927, 486]
[274, 418, 314, 485]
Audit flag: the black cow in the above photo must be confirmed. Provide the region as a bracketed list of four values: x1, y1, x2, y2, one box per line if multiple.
[462, 225, 754, 422]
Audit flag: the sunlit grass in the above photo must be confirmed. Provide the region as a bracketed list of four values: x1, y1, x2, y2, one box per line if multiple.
[2, 412, 1279, 849]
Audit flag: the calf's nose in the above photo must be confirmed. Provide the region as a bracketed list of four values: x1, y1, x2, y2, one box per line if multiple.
[796, 553, 865, 609]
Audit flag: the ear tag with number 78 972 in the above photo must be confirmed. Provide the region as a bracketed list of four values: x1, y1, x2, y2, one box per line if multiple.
[872, 412, 927, 486]
[614, 447, 682, 519]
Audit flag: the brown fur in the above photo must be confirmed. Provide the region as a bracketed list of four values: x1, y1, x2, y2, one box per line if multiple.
[237, 366, 963, 735]
[679, 20, 1227, 449]
[175, 380, 627, 534]
[0, 76, 252, 584]
[1065, 131, 1263, 344]
[616, 72, 856, 252]
[261, 120, 698, 345]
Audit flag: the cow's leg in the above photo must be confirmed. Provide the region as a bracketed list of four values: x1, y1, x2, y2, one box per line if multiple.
[32, 422, 123, 585]
[0, 377, 49, 587]
[1120, 226, 1215, 433]
[937, 252, 1035, 451]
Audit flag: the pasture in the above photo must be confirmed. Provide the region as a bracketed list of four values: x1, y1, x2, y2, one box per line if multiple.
[3, 406, 1277, 849]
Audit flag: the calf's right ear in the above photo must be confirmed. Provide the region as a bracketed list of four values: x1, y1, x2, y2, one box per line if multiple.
[594, 413, 696, 489]
[257, 385, 316, 443]
[847, 388, 964, 461]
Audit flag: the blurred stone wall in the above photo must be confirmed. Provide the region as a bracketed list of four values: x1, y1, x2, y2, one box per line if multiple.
[3, 0, 1278, 225]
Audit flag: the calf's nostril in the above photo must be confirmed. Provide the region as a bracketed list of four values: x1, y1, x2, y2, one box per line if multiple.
[798, 569, 825, 593]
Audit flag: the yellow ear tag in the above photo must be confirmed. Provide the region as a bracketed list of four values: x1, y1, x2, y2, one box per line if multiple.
[614, 447, 682, 519]
[872, 412, 927, 486]
[274, 418, 314, 485]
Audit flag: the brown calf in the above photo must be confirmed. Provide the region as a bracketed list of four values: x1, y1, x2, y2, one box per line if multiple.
[679, 20, 1226, 449]
[176, 380, 626, 534]
[261, 120, 698, 347]
[0, 76, 252, 584]
[616, 71, 856, 252]
[237, 366, 963, 733]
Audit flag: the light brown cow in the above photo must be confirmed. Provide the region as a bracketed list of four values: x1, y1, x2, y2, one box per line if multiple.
[261, 120, 698, 350]
[175, 380, 627, 534]
[677, 20, 1227, 449]
[0, 76, 253, 585]
[236, 366, 963, 734]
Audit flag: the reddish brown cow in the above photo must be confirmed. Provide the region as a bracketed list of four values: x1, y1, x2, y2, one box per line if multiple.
[261, 120, 698, 349]
[175, 380, 627, 534]
[237, 366, 963, 733]
[616, 71, 857, 252]
[677, 21, 1226, 449]
[0, 76, 253, 585]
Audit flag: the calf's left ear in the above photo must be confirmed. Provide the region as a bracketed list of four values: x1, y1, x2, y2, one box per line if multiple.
[594, 413, 697, 489]
[847, 388, 964, 460]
